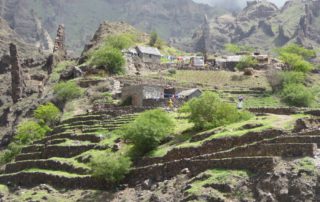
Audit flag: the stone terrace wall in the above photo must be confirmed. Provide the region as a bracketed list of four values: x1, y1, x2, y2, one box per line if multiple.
[247, 107, 298, 115]
[128, 157, 278, 185]
[135, 129, 284, 167]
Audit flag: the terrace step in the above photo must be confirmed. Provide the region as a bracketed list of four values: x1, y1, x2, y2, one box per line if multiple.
[269, 136, 320, 146]
[129, 157, 279, 185]
[5, 159, 90, 175]
[21, 145, 44, 153]
[16, 145, 107, 161]
[0, 171, 107, 190]
[34, 134, 103, 144]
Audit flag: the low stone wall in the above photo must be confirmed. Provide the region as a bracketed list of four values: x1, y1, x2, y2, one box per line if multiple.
[0, 172, 107, 190]
[91, 106, 150, 115]
[135, 129, 284, 167]
[293, 118, 320, 132]
[5, 160, 89, 175]
[269, 136, 320, 146]
[305, 110, 320, 116]
[35, 134, 102, 144]
[194, 143, 316, 160]
[128, 157, 278, 185]
[247, 107, 298, 115]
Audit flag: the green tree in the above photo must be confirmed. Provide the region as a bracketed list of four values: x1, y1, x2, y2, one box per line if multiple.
[281, 83, 314, 107]
[121, 109, 175, 154]
[90, 152, 132, 183]
[184, 92, 252, 130]
[149, 31, 158, 47]
[53, 81, 83, 103]
[89, 47, 125, 74]
[34, 103, 61, 126]
[277, 44, 315, 73]
[277, 44, 316, 60]
[236, 56, 258, 70]
[15, 121, 48, 144]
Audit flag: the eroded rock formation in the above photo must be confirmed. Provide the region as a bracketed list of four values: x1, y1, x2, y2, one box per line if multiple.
[9, 43, 25, 103]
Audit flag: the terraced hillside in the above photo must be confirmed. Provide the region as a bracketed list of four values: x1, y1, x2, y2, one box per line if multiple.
[0, 111, 137, 189]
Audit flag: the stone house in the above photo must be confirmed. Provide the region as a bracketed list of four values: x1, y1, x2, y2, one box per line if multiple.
[135, 46, 162, 64]
[177, 88, 202, 101]
[121, 84, 164, 107]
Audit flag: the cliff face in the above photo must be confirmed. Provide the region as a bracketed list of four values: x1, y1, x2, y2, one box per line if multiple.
[0, 0, 224, 54]
[190, 0, 320, 53]
[0, 0, 54, 52]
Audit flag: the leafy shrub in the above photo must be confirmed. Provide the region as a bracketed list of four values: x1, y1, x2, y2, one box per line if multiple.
[279, 71, 306, 87]
[184, 92, 252, 130]
[236, 56, 258, 70]
[277, 44, 316, 59]
[121, 109, 175, 154]
[281, 83, 314, 107]
[34, 102, 61, 126]
[89, 47, 125, 74]
[53, 81, 83, 102]
[277, 44, 315, 72]
[104, 34, 134, 50]
[90, 152, 132, 183]
[15, 121, 49, 144]
[0, 143, 23, 165]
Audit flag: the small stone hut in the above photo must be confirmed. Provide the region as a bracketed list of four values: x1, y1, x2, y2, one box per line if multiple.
[122, 84, 164, 107]
[136, 46, 161, 64]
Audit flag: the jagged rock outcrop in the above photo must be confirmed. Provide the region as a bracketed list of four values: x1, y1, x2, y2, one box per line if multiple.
[53, 25, 66, 55]
[9, 43, 25, 103]
[0, 0, 53, 52]
[189, 0, 320, 53]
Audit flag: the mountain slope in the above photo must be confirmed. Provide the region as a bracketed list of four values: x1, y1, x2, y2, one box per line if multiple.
[0, 0, 226, 54]
[190, 0, 320, 53]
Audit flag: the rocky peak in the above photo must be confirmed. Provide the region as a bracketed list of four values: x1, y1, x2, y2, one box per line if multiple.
[238, 0, 278, 20]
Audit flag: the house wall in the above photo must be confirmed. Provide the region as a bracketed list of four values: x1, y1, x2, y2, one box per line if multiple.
[142, 86, 164, 99]
[121, 86, 144, 107]
[141, 54, 161, 64]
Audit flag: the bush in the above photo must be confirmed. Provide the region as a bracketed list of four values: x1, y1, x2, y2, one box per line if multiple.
[90, 152, 132, 183]
[121, 109, 175, 154]
[53, 81, 83, 102]
[236, 56, 258, 70]
[279, 71, 306, 87]
[104, 34, 134, 50]
[185, 92, 252, 130]
[0, 143, 23, 165]
[277, 44, 315, 73]
[89, 47, 125, 74]
[15, 121, 49, 144]
[281, 83, 314, 107]
[34, 103, 61, 126]
[277, 44, 316, 60]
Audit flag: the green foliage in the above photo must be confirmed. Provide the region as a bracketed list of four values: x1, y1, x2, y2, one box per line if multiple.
[34, 103, 61, 126]
[53, 81, 83, 103]
[15, 121, 49, 145]
[281, 83, 314, 107]
[277, 44, 316, 60]
[277, 44, 315, 72]
[184, 92, 252, 130]
[224, 43, 254, 54]
[0, 143, 23, 165]
[121, 109, 175, 154]
[149, 31, 158, 47]
[89, 47, 125, 74]
[236, 56, 258, 70]
[279, 71, 306, 87]
[104, 34, 135, 50]
[90, 152, 132, 183]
